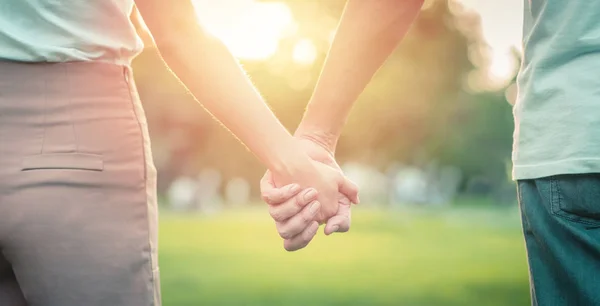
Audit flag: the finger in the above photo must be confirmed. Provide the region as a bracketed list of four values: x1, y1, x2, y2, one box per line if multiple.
[339, 176, 360, 204]
[337, 193, 351, 206]
[276, 200, 321, 239]
[283, 221, 319, 252]
[268, 188, 318, 222]
[260, 172, 301, 205]
[324, 203, 351, 235]
[261, 169, 274, 185]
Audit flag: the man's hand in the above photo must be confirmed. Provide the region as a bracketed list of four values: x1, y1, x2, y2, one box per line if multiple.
[260, 136, 358, 251]
[269, 154, 359, 224]
[292, 134, 356, 235]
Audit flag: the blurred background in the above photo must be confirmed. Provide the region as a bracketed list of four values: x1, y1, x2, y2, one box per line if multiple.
[132, 0, 529, 305]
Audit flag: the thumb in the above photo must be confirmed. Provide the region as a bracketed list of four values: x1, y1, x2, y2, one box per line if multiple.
[339, 176, 360, 204]
[324, 203, 351, 235]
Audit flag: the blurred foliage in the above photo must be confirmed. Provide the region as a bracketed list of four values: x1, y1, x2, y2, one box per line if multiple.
[131, 0, 516, 196]
[439, 90, 515, 185]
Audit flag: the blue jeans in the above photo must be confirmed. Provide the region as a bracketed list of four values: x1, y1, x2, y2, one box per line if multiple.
[518, 174, 600, 306]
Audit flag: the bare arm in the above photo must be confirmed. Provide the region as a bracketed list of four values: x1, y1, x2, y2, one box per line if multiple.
[133, 0, 359, 225]
[134, 0, 306, 175]
[296, 0, 425, 151]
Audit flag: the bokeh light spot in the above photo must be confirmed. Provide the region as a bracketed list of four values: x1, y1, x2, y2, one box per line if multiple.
[194, 0, 296, 60]
[292, 39, 317, 65]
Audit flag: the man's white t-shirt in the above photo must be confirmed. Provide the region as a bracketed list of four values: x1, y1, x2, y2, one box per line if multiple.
[513, 0, 600, 179]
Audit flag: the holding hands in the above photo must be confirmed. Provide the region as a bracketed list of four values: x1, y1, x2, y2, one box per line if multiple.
[253, 0, 420, 251]
[260, 134, 359, 251]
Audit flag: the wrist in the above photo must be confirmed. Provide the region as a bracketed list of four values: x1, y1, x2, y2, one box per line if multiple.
[294, 126, 339, 153]
[266, 142, 314, 184]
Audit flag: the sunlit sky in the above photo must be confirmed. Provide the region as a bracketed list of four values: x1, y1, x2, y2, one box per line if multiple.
[192, 0, 524, 83]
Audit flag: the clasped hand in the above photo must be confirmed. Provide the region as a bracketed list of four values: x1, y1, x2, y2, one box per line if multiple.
[260, 137, 359, 251]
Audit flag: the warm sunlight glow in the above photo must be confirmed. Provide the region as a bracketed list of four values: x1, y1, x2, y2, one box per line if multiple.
[458, 0, 523, 83]
[489, 51, 516, 80]
[292, 39, 317, 65]
[193, 0, 296, 60]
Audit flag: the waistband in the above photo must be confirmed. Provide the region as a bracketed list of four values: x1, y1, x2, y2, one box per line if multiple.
[0, 60, 130, 79]
[0, 61, 134, 100]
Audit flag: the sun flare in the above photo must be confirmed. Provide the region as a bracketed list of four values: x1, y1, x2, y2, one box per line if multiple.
[193, 0, 296, 60]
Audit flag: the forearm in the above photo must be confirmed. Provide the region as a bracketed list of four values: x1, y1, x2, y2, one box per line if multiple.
[297, 0, 424, 150]
[156, 28, 304, 174]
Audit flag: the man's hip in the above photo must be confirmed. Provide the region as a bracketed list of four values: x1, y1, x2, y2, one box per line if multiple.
[518, 174, 600, 306]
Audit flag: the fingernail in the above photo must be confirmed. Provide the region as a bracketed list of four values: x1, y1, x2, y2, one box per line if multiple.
[303, 189, 317, 202]
[309, 201, 321, 215]
[289, 184, 300, 193]
[331, 225, 339, 233]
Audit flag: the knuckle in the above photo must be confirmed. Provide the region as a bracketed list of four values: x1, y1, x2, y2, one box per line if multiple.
[269, 207, 284, 222]
[304, 227, 316, 242]
[279, 229, 292, 240]
[302, 211, 314, 223]
[261, 192, 272, 203]
[294, 194, 307, 207]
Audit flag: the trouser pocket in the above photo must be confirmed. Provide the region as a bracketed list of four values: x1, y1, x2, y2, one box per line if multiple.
[21, 153, 103, 171]
[22, 73, 106, 172]
[550, 174, 600, 225]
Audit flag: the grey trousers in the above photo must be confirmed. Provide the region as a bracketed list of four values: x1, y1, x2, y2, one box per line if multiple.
[0, 61, 160, 306]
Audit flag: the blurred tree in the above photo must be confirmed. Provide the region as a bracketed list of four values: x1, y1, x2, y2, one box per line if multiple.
[439, 51, 520, 187]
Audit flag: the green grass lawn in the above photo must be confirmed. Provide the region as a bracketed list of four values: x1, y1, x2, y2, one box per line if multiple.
[158, 205, 530, 306]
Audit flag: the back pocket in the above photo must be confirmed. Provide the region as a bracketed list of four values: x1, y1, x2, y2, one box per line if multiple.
[21, 153, 103, 171]
[550, 174, 600, 225]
